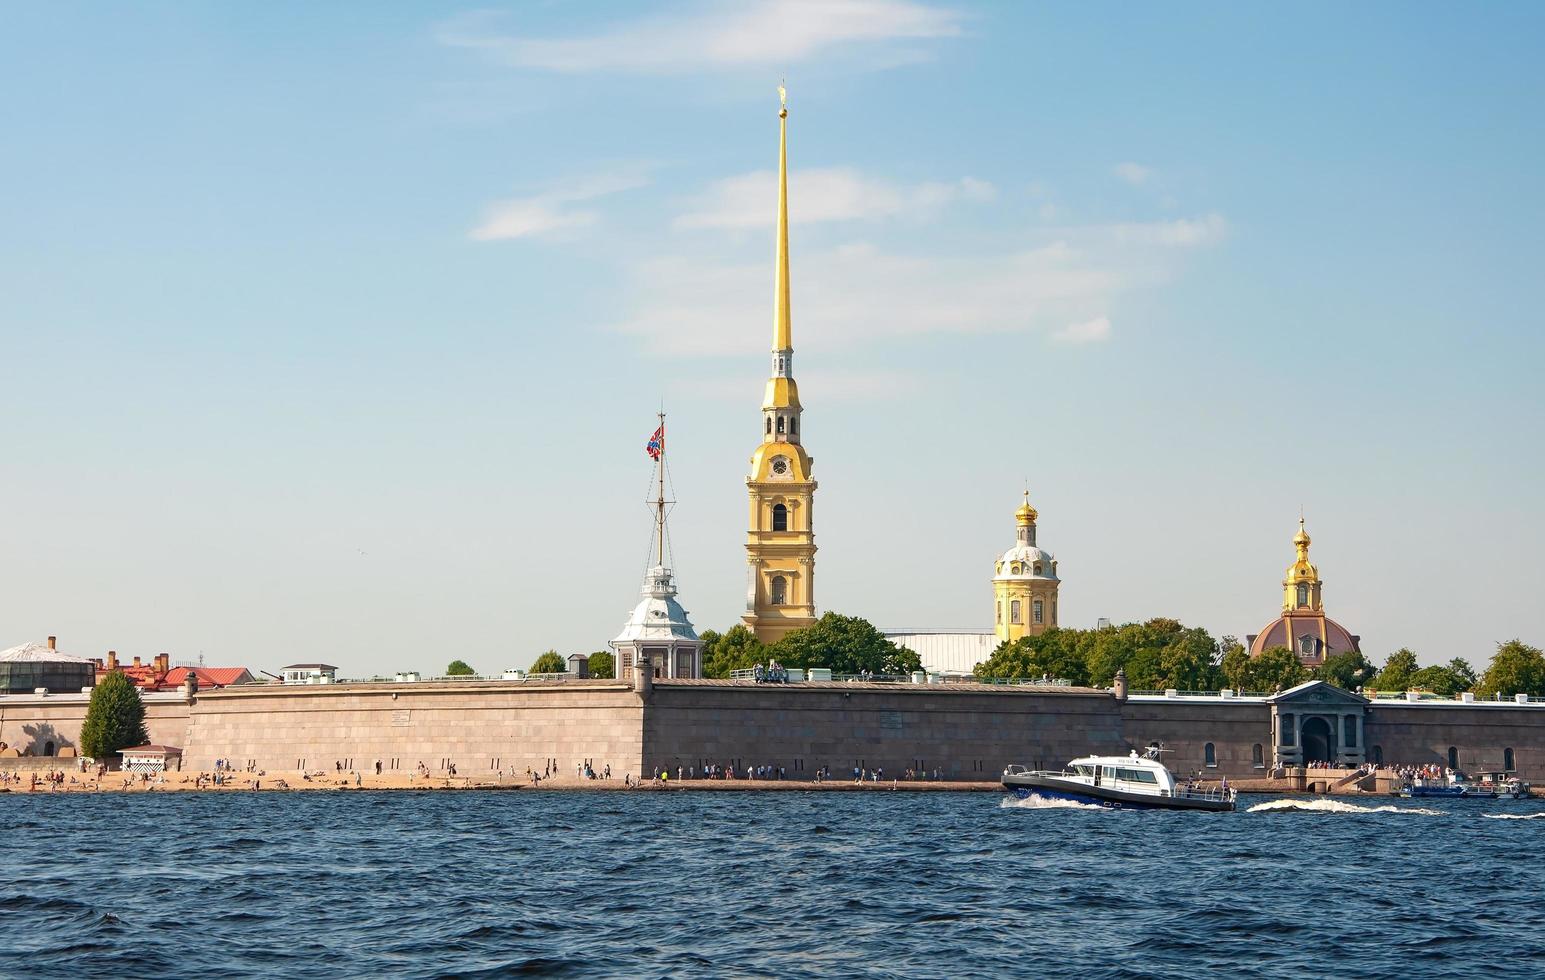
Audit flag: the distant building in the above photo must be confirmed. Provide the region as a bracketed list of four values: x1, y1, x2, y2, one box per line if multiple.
[120, 745, 182, 773]
[0, 637, 95, 694]
[163, 666, 255, 689]
[282, 663, 338, 685]
[92, 651, 171, 690]
[881, 629, 998, 676]
[993, 492, 1061, 643]
[1247, 518, 1360, 666]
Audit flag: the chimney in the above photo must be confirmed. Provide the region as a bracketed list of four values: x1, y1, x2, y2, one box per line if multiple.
[156, 653, 170, 673]
[133, 656, 142, 668]
[107, 650, 119, 670]
[47, 636, 56, 650]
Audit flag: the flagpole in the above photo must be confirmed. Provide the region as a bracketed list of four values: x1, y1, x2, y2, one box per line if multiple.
[656, 410, 666, 567]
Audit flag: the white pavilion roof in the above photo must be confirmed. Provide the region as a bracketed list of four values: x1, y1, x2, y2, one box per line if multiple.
[0, 641, 93, 664]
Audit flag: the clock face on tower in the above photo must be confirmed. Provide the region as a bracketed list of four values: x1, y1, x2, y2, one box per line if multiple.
[769, 456, 790, 479]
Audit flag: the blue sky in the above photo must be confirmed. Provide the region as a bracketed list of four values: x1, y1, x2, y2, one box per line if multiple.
[3, 2, 1542, 677]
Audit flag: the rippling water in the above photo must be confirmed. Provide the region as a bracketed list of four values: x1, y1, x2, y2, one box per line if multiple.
[3, 790, 1543, 978]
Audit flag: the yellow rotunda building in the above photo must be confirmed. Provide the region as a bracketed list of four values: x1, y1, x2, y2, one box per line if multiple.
[993, 492, 1060, 642]
[743, 88, 818, 643]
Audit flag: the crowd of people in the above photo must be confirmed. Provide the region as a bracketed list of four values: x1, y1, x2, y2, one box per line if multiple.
[752, 661, 790, 683]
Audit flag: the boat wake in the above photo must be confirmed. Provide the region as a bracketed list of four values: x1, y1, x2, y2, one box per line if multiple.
[1000, 793, 1107, 812]
[1482, 812, 1545, 821]
[1246, 798, 1442, 816]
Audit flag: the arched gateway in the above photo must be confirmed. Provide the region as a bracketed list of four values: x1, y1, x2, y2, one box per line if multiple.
[1267, 680, 1369, 769]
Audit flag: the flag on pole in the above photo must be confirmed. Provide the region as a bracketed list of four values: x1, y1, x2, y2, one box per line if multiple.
[645, 425, 665, 460]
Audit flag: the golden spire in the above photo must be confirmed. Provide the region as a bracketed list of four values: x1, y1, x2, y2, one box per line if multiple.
[773, 82, 791, 353]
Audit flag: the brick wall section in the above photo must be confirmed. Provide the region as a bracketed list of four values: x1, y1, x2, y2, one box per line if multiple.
[179, 680, 644, 776]
[1366, 705, 1545, 777]
[1119, 700, 1272, 778]
[0, 695, 190, 757]
[641, 680, 1125, 779]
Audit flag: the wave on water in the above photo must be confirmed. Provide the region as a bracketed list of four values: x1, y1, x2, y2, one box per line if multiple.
[1483, 812, 1545, 821]
[999, 793, 1107, 811]
[1247, 798, 1442, 816]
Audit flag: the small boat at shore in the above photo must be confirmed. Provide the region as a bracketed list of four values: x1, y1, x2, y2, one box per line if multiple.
[1002, 746, 1236, 812]
[1395, 770, 1531, 800]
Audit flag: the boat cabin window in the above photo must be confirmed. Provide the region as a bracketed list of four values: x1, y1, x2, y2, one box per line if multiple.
[1114, 767, 1158, 784]
[1073, 764, 1095, 777]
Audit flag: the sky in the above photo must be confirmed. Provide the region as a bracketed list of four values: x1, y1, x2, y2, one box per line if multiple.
[3, 2, 1543, 678]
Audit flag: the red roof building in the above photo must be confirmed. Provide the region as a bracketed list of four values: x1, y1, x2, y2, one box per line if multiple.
[163, 666, 255, 689]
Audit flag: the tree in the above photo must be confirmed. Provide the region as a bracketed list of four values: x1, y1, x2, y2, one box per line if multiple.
[1409, 663, 1470, 697]
[445, 659, 475, 676]
[1157, 627, 1222, 692]
[79, 671, 149, 762]
[530, 650, 566, 674]
[1247, 647, 1309, 692]
[1446, 658, 1478, 691]
[1476, 640, 1545, 698]
[1369, 648, 1419, 691]
[770, 613, 920, 676]
[701, 625, 765, 679]
[586, 650, 615, 679]
[1218, 642, 1250, 691]
[1314, 650, 1375, 691]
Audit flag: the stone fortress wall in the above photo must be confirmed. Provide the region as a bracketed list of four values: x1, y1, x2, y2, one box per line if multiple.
[2, 679, 1544, 783]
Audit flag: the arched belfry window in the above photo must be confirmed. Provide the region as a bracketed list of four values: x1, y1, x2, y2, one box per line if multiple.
[776, 416, 785, 434]
[766, 418, 772, 434]
[790, 417, 797, 435]
[770, 576, 787, 606]
[1297, 584, 1309, 606]
[1010, 600, 1022, 624]
[772, 504, 788, 532]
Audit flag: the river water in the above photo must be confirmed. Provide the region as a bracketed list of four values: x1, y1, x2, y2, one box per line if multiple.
[3, 790, 1542, 978]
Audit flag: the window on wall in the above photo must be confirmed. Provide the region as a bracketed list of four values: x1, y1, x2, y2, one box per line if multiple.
[1447, 746, 1459, 770]
[776, 416, 785, 434]
[1372, 745, 1383, 764]
[765, 417, 772, 434]
[1204, 743, 1217, 767]
[1252, 743, 1264, 768]
[790, 417, 797, 435]
[1033, 563, 1042, 575]
[1504, 748, 1515, 771]
[1297, 584, 1309, 606]
[770, 576, 787, 605]
[772, 504, 788, 532]
[1299, 635, 1316, 657]
[1010, 600, 1022, 624]
[1033, 600, 1044, 624]
[1052, 601, 1057, 625]
[995, 602, 1002, 624]
[1343, 716, 1357, 748]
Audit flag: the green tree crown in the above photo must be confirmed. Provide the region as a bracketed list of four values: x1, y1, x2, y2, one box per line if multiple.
[445, 659, 475, 676]
[79, 671, 149, 761]
[768, 613, 920, 676]
[530, 650, 567, 674]
[1476, 640, 1545, 698]
[586, 650, 615, 679]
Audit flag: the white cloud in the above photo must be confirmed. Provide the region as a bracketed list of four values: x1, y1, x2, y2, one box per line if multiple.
[470, 173, 647, 241]
[1052, 316, 1112, 345]
[437, 0, 964, 75]
[1113, 213, 1228, 248]
[613, 238, 1146, 356]
[675, 168, 995, 229]
[1113, 162, 1153, 186]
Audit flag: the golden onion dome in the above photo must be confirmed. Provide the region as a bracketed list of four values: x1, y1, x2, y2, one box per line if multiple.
[1015, 490, 1038, 526]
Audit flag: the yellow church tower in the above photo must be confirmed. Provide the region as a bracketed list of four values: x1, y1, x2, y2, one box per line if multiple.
[743, 85, 817, 644]
[993, 492, 1060, 643]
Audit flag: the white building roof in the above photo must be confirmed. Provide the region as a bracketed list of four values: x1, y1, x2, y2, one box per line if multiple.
[611, 566, 699, 645]
[0, 641, 93, 664]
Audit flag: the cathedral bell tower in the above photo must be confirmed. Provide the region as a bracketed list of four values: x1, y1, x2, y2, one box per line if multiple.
[743, 85, 817, 644]
[993, 492, 1060, 643]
